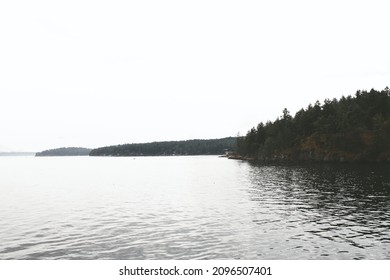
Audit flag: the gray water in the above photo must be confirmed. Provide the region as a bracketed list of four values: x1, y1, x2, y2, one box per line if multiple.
[0, 156, 389, 259]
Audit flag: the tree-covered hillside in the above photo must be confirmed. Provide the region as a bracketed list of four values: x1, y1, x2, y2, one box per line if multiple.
[89, 137, 236, 156]
[237, 87, 390, 162]
[35, 147, 91, 156]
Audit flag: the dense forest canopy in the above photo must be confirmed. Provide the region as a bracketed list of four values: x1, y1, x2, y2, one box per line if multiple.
[35, 147, 92, 157]
[89, 137, 236, 156]
[237, 88, 390, 162]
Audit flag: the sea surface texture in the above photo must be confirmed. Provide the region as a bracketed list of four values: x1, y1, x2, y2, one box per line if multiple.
[0, 156, 389, 259]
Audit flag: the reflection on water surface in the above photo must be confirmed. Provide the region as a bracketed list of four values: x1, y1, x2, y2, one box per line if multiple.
[0, 156, 389, 259]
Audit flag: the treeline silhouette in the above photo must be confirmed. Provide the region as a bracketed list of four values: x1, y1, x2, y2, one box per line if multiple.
[89, 137, 236, 156]
[237, 87, 390, 162]
[35, 147, 91, 156]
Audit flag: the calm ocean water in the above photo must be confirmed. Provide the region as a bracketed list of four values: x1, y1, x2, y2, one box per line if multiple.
[0, 156, 389, 259]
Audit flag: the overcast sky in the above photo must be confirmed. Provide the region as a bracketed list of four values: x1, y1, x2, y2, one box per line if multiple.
[1, 0, 389, 152]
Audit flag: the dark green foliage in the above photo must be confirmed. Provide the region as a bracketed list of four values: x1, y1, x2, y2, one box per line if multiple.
[89, 137, 236, 156]
[35, 147, 92, 156]
[237, 87, 390, 162]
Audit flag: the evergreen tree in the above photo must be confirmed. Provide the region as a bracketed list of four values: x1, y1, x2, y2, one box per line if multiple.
[236, 87, 390, 162]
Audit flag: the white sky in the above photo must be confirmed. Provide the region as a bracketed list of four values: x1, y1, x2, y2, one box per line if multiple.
[1, 0, 389, 152]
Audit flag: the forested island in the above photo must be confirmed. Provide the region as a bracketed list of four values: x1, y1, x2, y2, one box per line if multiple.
[89, 137, 236, 157]
[236, 87, 390, 163]
[34, 88, 389, 162]
[35, 147, 92, 157]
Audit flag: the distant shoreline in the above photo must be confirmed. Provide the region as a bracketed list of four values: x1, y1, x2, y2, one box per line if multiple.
[35, 147, 92, 157]
[89, 137, 236, 157]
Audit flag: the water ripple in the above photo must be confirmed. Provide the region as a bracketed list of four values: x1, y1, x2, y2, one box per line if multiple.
[0, 157, 389, 259]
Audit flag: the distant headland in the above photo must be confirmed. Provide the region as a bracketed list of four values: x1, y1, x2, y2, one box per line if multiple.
[35, 147, 92, 157]
[34, 137, 236, 157]
[89, 137, 236, 157]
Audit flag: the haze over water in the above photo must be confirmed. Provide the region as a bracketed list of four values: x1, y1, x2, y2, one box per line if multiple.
[0, 156, 389, 259]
